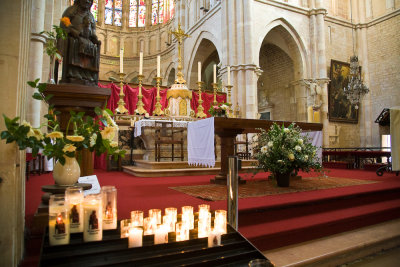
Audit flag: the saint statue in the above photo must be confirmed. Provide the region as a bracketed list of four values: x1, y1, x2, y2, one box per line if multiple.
[58, 0, 101, 86]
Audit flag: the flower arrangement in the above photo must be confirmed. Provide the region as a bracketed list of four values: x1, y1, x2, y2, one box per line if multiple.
[1, 79, 125, 165]
[253, 123, 322, 177]
[40, 17, 70, 59]
[208, 102, 231, 117]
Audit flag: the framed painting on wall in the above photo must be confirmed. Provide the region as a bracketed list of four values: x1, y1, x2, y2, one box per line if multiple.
[328, 60, 358, 123]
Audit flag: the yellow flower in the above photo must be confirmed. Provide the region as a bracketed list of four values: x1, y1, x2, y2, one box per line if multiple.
[46, 131, 64, 139]
[66, 135, 85, 142]
[62, 144, 76, 153]
[110, 141, 118, 148]
[101, 126, 116, 141]
[60, 17, 71, 27]
[288, 153, 295, 161]
[32, 129, 44, 141]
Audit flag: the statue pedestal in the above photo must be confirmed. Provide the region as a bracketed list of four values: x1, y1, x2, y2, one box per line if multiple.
[44, 84, 111, 176]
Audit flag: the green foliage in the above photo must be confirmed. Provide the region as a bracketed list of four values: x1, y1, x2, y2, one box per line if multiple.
[1, 79, 126, 165]
[40, 25, 67, 59]
[253, 123, 322, 175]
[208, 102, 231, 116]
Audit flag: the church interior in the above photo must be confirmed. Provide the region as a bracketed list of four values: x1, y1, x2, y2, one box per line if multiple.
[0, 0, 400, 266]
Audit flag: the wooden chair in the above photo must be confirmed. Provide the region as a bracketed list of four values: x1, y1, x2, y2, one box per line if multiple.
[154, 121, 184, 162]
[234, 134, 251, 160]
[26, 153, 45, 180]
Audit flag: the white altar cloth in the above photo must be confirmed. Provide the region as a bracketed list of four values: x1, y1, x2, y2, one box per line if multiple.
[134, 119, 189, 137]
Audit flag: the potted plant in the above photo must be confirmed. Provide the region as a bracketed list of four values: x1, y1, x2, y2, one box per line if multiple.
[208, 102, 231, 117]
[1, 79, 125, 185]
[253, 123, 322, 187]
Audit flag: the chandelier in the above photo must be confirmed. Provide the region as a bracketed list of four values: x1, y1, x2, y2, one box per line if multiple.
[343, 0, 369, 110]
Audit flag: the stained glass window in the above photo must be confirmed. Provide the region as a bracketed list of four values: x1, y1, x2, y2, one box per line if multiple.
[114, 0, 122, 26]
[158, 0, 164, 24]
[105, 0, 113, 25]
[138, 1, 146, 27]
[129, 0, 137, 27]
[151, 0, 158, 25]
[91, 0, 98, 22]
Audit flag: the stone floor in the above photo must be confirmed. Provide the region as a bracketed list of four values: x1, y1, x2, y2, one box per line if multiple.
[263, 218, 400, 267]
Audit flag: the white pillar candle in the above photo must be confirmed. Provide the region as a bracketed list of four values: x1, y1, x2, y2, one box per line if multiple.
[149, 209, 162, 224]
[101, 186, 117, 230]
[83, 194, 103, 242]
[154, 224, 168, 244]
[120, 219, 131, 238]
[208, 228, 222, 247]
[65, 186, 84, 233]
[198, 61, 201, 82]
[128, 227, 143, 248]
[227, 66, 231, 85]
[213, 64, 217, 83]
[48, 194, 70, 246]
[131, 210, 144, 227]
[157, 55, 161, 77]
[139, 51, 143, 75]
[120, 48, 124, 73]
[214, 210, 227, 234]
[175, 222, 189, 242]
[198, 204, 210, 219]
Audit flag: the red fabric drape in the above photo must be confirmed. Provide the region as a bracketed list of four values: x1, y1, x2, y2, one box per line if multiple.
[101, 82, 227, 117]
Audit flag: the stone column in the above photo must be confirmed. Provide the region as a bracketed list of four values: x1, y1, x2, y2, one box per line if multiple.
[28, 0, 46, 128]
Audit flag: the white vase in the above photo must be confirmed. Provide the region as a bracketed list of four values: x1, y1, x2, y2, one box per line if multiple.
[53, 156, 81, 185]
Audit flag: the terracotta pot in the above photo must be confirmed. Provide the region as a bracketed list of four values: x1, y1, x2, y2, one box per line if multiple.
[53, 156, 81, 185]
[275, 172, 291, 187]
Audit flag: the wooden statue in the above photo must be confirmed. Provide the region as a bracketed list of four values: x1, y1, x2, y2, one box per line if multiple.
[58, 0, 101, 86]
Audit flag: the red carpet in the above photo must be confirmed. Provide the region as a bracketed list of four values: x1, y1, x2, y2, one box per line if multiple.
[22, 168, 400, 266]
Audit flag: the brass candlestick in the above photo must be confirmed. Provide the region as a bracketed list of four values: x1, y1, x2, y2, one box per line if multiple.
[115, 72, 129, 114]
[212, 82, 218, 105]
[153, 76, 164, 116]
[196, 81, 207, 118]
[135, 74, 146, 115]
[225, 85, 233, 118]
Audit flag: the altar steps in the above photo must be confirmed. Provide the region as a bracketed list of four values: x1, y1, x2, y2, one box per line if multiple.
[238, 184, 400, 252]
[122, 159, 258, 177]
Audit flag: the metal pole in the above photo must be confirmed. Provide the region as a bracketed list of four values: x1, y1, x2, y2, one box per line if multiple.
[227, 156, 238, 230]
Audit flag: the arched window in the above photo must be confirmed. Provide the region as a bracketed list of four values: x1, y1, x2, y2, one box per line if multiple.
[105, 0, 122, 26]
[129, 0, 137, 27]
[151, 0, 174, 25]
[138, 0, 146, 27]
[70, 0, 99, 22]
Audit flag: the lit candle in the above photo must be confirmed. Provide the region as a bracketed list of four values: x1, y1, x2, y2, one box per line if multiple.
[198, 211, 211, 238]
[65, 186, 84, 233]
[139, 51, 143, 75]
[163, 215, 175, 232]
[175, 222, 189, 242]
[149, 209, 162, 224]
[198, 61, 201, 82]
[165, 207, 177, 224]
[208, 228, 222, 247]
[213, 64, 217, 83]
[182, 206, 194, 230]
[83, 194, 103, 242]
[198, 204, 210, 219]
[128, 227, 143, 248]
[214, 210, 227, 234]
[131, 210, 144, 227]
[154, 224, 168, 244]
[157, 55, 161, 77]
[143, 216, 157, 235]
[48, 194, 70, 246]
[120, 48, 124, 73]
[120, 219, 131, 238]
[101, 186, 117, 230]
[227, 66, 231, 85]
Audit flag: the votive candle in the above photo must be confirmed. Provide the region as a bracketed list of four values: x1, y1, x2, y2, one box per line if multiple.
[154, 224, 168, 244]
[48, 194, 70, 246]
[83, 194, 103, 242]
[214, 210, 227, 234]
[165, 207, 177, 224]
[163, 215, 175, 232]
[120, 219, 131, 238]
[131, 210, 144, 227]
[128, 227, 143, 248]
[65, 186, 84, 233]
[101, 186, 117, 230]
[208, 228, 222, 247]
[143, 216, 157, 235]
[149, 209, 162, 224]
[175, 222, 189, 242]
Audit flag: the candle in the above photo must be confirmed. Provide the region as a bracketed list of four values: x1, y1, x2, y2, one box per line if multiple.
[128, 227, 143, 248]
[65, 186, 84, 233]
[48, 194, 70, 246]
[208, 228, 222, 247]
[198, 61, 201, 82]
[213, 64, 217, 83]
[143, 216, 157, 235]
[131, 210, 144, 227]
[198, 204, 210, 219]
[214, 210, 227, 234]
[83, 194, 103, 242]
[101, 186, 117, 230]
[165, 207, 177, 224]
[182, 206, 194, 230]
[198, 212, 211, 238]
[175, 222, 189, 242]
[139, 52, 143, 75]
[120, 48, 124, 73]
[157, 55, 161, 77]
[307, 106, 313, 122]
[120, 219, 131, 238]
[149, 209, 162, 224]
[163, 215, 175, 232]
[313, 110, 320, 123]
[227, 66, 231, 85]
[154, 224, 168, 244]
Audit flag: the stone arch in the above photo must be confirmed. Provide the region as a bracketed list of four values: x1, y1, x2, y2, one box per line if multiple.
[105, 70, 119, 82]
[186, 31, 221, 89]
[164, 62, 175, 87]
[147, 69, 157, 85]
[126, 71, 139, 84]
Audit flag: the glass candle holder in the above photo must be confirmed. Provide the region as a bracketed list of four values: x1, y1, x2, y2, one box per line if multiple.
[163, 215, 175, 232]
[154, 224, 168, 244]
[182, 206, 194, 230]
[165, 207, 177, 223]
[175, 222, 189, 242]
[198, 204, 210, 218]
[101, 186, 117, 230]
[128, 227, 143, 248]
[198, 211, 211, 238]
[143, 216, 157, 235]
[208, 228, 222, 247]
[148, 209, 162, 224]
[83, 194, 103, 242]
[65, 186, 84, 233]
[214, 209, 227, 234]
[48, 194, 70, 246]
[120, 219, 131, 238]
[131, 210, 144, 227]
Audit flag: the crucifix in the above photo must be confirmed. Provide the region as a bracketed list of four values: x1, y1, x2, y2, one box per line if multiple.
[170, 23, 190, 84]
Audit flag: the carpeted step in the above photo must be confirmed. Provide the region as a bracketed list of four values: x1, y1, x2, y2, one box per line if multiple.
[239, 198, 400, 251]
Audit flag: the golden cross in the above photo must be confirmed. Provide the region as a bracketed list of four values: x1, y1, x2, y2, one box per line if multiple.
[170, 23, 190, 44]
[170, 23, 191, 84]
